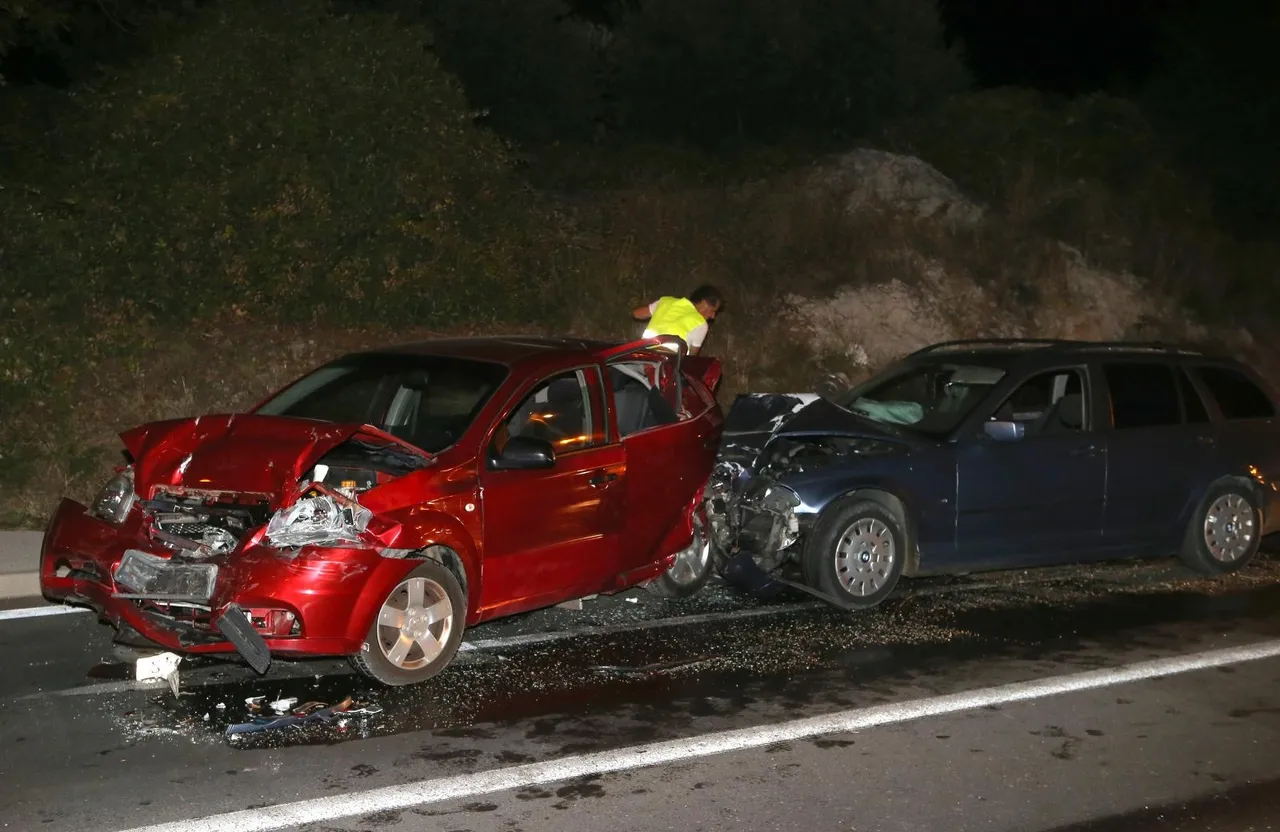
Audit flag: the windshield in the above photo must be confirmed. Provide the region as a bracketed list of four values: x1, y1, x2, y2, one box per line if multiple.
[256, 355, 509, 453]
[840, 361, 1006, 437]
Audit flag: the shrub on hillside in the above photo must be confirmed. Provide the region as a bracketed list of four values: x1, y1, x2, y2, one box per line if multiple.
[0, 0, 549, 335]
[418, 0, 969, 149]
[1141, 0, 1280, 237]
[0, 0, 574, 519]
[610, 0, 969, 147]
[425, 0, 607, 143]
[884, 88, 1280, 316]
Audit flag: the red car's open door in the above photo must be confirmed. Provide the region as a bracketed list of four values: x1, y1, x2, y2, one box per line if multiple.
[602, 338, 722, 575]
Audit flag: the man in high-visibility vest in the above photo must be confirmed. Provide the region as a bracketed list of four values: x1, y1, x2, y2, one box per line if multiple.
[631, 284, 723, 355]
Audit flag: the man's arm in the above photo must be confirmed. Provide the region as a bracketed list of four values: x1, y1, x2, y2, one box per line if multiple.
[686, 322, 708, 356]
[632, 301, 655, 321]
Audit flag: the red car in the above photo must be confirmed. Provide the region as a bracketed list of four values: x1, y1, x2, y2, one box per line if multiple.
[40, 336, 724, 685]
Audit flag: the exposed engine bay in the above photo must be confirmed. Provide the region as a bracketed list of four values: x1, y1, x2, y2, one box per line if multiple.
[707, 434, 898, 571]
[703, 394, 907, 595]
[143, 491, 273, 558]
[137, 436, 428, 561]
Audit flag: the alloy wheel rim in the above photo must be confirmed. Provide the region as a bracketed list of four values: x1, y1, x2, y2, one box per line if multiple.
[375, 576, 454, 670]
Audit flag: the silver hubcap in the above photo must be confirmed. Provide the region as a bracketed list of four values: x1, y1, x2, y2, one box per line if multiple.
[665, 517, 710, 586]
[375, 576, 454, 670]
[1204, 493, 1255, 563]
[834, 517, 895, 596]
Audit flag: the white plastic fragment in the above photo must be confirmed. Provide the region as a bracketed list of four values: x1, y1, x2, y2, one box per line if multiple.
[215, 702, 227, 710]
[270, 697, 298, 714]
[135, 651, 182, 697]
[245, 695, 265, 707]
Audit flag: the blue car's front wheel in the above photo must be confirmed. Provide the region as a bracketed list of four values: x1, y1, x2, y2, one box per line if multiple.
[803, 499, 906, 610]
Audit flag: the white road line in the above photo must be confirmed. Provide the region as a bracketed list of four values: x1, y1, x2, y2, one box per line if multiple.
[0, 604, 90, 622]
[113, 637, 1280, 832]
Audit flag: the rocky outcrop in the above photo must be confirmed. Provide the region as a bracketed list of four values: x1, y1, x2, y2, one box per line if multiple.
[784, 149, 1221, 385]
[810, 148, 985, 226]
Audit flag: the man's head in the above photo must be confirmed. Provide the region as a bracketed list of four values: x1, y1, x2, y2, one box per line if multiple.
[688, 284, 724, 321]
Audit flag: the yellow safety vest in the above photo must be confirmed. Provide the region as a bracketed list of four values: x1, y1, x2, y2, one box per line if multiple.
[643, 296, 706, 343]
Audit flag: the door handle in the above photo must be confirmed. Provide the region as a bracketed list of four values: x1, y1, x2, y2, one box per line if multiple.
[589, 471, 619, 488]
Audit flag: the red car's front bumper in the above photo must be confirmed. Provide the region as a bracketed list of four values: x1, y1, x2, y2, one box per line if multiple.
[40, 499, 412, 663]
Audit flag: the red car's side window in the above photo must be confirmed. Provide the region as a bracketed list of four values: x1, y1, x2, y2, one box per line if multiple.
[498, 368, 607, 456]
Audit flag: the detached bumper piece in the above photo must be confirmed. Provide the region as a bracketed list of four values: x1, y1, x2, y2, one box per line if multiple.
[215, 603, 273, 675]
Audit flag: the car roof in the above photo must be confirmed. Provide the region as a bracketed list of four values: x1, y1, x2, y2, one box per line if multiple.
[345, 335, 621, 369]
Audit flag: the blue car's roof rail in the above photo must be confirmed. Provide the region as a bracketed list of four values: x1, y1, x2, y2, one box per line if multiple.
[909, 338, 1206, 358]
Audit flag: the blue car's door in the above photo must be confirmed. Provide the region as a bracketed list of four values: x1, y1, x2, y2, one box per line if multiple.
[954, 365, 1106, 567]
[1099, 360, 1216, 551]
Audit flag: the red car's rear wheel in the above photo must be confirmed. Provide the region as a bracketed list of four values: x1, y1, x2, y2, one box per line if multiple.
[350, 560, 466, 686]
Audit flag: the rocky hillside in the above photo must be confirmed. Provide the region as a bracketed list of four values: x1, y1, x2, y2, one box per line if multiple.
[672, 147, 1264, 394]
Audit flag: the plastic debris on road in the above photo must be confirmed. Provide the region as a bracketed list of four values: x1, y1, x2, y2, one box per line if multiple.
[269, 697, 298, 714]
[222, 695, 386, 740]
[135, 652, 182, 697]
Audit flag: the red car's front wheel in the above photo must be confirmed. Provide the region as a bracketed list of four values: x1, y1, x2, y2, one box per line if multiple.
[350, 560, 467, 686]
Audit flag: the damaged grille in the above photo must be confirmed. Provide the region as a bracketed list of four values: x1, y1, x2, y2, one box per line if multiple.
[157, 521, 226, 539]
[142, 494, 271, 557]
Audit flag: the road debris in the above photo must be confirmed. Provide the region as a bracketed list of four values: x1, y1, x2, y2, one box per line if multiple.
[591, 656, 718, 677]
[269, 696, 298, 714]
[136, 651, 182, 697]
[226, 696, 355, 737]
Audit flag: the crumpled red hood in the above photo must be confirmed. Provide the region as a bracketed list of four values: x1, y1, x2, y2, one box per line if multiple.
[120, 414, 428, 503]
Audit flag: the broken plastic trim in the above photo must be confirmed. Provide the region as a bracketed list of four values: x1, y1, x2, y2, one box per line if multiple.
[264, 494, 373, 548]
[215, 603, 272, 675]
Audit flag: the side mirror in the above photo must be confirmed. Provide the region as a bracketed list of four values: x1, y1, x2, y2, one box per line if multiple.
[983, 420, 1025, 442]
[489, 435, 556, 471]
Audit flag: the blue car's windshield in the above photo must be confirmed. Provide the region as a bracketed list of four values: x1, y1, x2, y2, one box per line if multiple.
[839, 362, 1006, 437]
[257, 355, 508, 453]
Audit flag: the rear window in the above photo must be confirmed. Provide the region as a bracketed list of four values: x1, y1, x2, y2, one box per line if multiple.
[1194, 365, 1275, 420]
[1103, 362, 1180, 430]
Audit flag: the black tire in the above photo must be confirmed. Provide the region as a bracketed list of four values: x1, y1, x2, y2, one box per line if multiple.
[1178, 481, 1262, 575]
[802, 499, 905, 610]
[645, 512, 715, 598]
[350, 560, 466, 686]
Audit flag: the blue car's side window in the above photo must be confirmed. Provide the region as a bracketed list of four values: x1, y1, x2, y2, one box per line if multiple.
[990, 368, 1089, 438]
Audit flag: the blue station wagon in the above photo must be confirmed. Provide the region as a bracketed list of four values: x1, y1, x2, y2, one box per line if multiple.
[705, 339, 1280, 609]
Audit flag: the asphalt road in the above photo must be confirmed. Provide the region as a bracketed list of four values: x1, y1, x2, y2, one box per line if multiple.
[6, 554, 1280, 832]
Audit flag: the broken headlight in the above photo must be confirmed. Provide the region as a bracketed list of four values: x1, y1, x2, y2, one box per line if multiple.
[92, 468, 136, 525]
[758, 484, 801, 514]
[264, 495, 373, 548]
